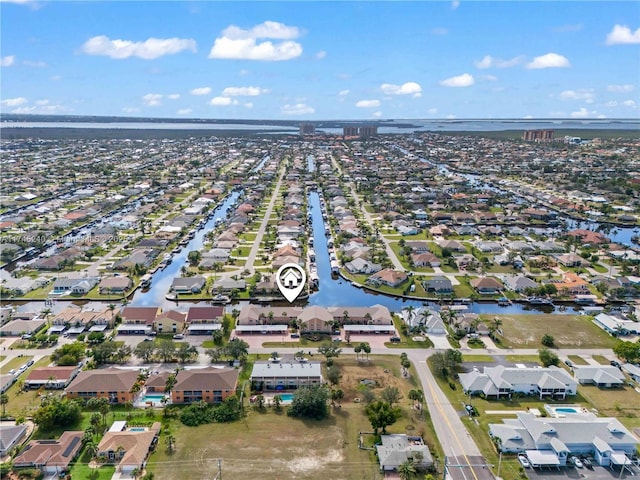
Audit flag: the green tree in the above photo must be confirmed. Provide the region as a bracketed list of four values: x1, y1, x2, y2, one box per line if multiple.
[408, 389, 424, 411]
[134, 341, 156, 363]
[381, 386, 401, 405]
[613, 341, 640, 363]
[398, 459, 417, 480]
[225, 338, 249, 362]
[0, 393, 8, 417]
[176, 343, 198, 363]
[539, 347, 560, 367]
[326, 365, 341, 386]
[541, 334, 555, 347]
[330, 388, 344, 406]
[33, 397, 82, 431]
[91, 341, 118, 365]
[51, 341, 86, 366]
[205, 347, 225, 363]
[287, 385, 329, 420]
[187, 250, 202, 267]
[318, 342, 342, 361]
[156, 339, 177, 362]
[365, 400, 401, 434]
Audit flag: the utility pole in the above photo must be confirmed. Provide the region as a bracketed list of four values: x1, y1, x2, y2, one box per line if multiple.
[218, 459, 222, 480]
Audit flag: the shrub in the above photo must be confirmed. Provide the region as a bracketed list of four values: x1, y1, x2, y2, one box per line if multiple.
[448, 381, 456, 390]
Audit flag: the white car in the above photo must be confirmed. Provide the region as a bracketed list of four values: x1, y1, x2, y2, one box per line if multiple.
[518, 455, 531, 468]
[571, 457, 583, 468]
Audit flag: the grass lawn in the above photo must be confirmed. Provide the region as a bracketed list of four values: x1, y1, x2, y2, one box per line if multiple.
[484, 314, 619, 349]
[462, 354, 495, 363]
[592, 355, 610, 365]
[0, 355, 33, 373]
[504, 355, 543, 363]
[148, 356, 442, 480]
[567, 355, 589, 365]
[578, 384, 640, 418]
[70, 446, 116, 480]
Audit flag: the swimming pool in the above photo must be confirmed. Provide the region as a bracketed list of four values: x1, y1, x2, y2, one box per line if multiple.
[544, 404, 590, 418]
[142, 394, 167, 406]
[277, 393, 294, 402]
[129, 427, 147, 432]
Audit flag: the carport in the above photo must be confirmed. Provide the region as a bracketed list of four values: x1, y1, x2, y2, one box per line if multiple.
[611, 453, 634, 476]
[525, 450, 561, 469]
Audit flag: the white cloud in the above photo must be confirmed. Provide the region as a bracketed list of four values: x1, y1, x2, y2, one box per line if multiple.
[440, 73, 474, 87]
[210, 96, 237, 106]
[239, 69, 250, 76]
[23, 59, 46, 67]
[122, 106, 140, 113]
[451, 1, 460, 9]
[607, 84, 635, 93]
[482, 74, 498, 81]
[431, 27, 448, 35]
[606, 24, 640, 45]
[623, 100, 638, 108]
[208, 21, 303, 61]
[142, 93, 163, 106]
[570, 107, 597, 118]
[428, 108, 438, 115]
[526, 53, 570, 69]
[190, 87, 211, 96]
[1, 97, 28, 107]
[221, 86, 268, 97]
[380, 82, 422, 97]
[474, 55, 523, 69]
[604, 101, 618, 108]
[372, 111, 382, 118]
[338, 89, 350, 96]
[315, 50, 327, 59]
[280, 103, 315, 115]
[10, 102, 70, 114]
[177, 108, 192, 115]
[355, 99, 381, 108]
[1, 55, 15, 67]
[167, 93, 180, 100]
[244, 102, 254, 109]
[81, 35, 197, 60]
[553, 23, 583, 33]
[559, 89, 595, 103]
[35, 99, 50, 106]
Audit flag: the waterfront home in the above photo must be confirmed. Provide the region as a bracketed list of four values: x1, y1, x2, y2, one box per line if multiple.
[504, 275, 538, 293]
[470, 277, 503, 294]
[171, 276, 206, 294]
[422, 276, 453, 294]
[51, 277, 99, 296]
[344, 258, 382, 274]
[366, 269, 408, 288]
[98, 276, 133, 295]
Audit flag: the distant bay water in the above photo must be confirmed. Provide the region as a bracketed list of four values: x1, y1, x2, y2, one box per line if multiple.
[1, 118, 638, 134]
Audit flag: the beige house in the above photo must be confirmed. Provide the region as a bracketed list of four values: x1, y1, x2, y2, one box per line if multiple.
[153, 310, 186, 334]
[97, 423, 161, 474]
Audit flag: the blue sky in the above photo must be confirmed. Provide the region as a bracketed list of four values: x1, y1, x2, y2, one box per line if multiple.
[1, 1, 639, 119]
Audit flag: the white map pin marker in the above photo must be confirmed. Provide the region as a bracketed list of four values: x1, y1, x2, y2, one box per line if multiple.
[276, 263, 306, 303]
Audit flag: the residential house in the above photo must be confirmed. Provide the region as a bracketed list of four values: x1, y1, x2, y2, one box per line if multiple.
[13, 431, 83, 473]
[366, 269, 408, 288]
[24, 366, 80, 390]
[250, 362, 323, 392]
[423, 276, 454, 294]
[344, 258, 382, 274]
[297, 306, 334, 333]
[0, 424, 28, 456]
[555, 253, 589, 268]
[153, 310, 186, 334]
[171, 367, 239, 404]
[0, 318, 46, 337]
[98, 276, 132, 295]
[97, 423, 160, 474]
[118, 306, 160, 335]
[145, 372, 171, 393]
[572, 365, 624, 388]
[621, 363, 640, 382]
[211, 278, 246, 293]
[550, 272, 589, 296]
[186, 306, 224, 335]
[51, 277, 99, 296]
[593, 313, 640, 336]
[66, 367, 139, 404]
[411, 252, 441, 267]
[438, 239, 466, 252]
[459, 365, 577, 400]
[171, 276, 206, 294]
[504, 275, 538, 293]
[376, 435, 433, 472]
[489, 412, 638, 467]
[470, 277, 503, 294]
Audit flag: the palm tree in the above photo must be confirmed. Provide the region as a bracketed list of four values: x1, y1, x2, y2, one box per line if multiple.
[398, 459, 417, 480]
[0, 393, 8, 416]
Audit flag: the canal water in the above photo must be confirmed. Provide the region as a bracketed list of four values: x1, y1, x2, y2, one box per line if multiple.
[130, 191, 241, 306]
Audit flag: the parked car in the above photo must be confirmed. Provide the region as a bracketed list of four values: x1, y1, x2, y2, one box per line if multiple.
[570, 456, 583, 468]
[580, 457, 593, 469]
[517, 455, 530, 468]
[564, 359, 573, 367]
[172, 333, 184, 339]
[610, 360, 621, 368]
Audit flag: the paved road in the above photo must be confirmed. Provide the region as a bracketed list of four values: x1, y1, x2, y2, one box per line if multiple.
[244, 167, 285, 274]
